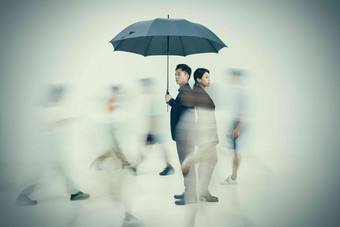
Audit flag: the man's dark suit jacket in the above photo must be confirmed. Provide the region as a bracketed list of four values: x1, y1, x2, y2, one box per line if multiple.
[168, 83, 194, 141]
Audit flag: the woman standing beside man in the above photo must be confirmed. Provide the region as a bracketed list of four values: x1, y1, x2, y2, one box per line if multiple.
[182, 68, 219, 203]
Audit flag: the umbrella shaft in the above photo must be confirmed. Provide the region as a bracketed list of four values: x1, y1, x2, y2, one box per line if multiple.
[167, 54, 169, 93]
[167, 35, 169, 93]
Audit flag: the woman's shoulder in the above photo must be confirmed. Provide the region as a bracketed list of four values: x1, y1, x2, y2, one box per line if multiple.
[193, 84, 204, 92]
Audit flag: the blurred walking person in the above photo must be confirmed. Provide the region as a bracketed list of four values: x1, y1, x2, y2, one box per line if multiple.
[90, 85, 136, 174]
[90, 85, 143, 227]
[221, 69, 250, 185]
[136, 78, 175, 176]
[16, 85, 89, 206]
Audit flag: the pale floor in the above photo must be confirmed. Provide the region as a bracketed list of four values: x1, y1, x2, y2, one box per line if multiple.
[0, 146, 338, 227]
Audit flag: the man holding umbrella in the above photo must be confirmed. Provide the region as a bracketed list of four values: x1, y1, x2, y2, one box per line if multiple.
[110, 16, 227, 205]
[165, 64, 197, 205]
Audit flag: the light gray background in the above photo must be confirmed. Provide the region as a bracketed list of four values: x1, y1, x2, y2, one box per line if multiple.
[1, 0, 340, 226]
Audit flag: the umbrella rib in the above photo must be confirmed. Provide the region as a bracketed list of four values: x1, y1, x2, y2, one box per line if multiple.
[207, 39, 219, 53]
[192, 24, 220, 53]
[179, 36, 187, 56]
[144, 36, 154, 56]
[113, 41, 122, 51]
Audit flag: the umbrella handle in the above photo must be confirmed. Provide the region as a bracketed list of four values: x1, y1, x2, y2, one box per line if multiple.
[166, 90, 169, 112]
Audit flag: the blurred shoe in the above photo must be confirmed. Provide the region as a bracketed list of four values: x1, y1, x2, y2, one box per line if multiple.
[174, 192, 184, 200]
[122, 164, 137, 176]
[220, 176, 238, 185]
[15, 194, 38, 206]
[199, 194, 219, 202]
[159, 166, 175, 176]
[70, 191, 90, 201]
[175, 197, 197, 205]
[122, 215, 144, 227]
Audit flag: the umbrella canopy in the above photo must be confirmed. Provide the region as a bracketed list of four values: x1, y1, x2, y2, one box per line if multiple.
[110, 17, 227, 107]
[110, 18, 227, 56]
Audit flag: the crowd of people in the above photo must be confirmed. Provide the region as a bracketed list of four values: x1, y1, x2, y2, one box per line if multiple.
[14, 64, 250, 227]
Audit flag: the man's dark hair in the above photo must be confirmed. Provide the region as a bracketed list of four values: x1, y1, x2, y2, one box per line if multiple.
[111, 85, 121, 94]
[176, 64, 192, 80]
[194, 68, 210, 82]
[230, 69, 243, 77]
[140, 78, 153, 86]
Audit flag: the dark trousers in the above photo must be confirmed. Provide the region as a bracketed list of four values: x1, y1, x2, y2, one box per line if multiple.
[176, 139, 197, 199]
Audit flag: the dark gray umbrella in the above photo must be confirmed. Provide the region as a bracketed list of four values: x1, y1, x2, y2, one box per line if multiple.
[109, 16, 227, 94]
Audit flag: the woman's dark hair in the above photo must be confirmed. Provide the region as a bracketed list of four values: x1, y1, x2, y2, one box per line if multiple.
[194, 68, 210, 83]
[176, 64, 192, 80]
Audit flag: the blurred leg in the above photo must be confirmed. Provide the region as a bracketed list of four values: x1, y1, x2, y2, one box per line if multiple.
[231, 150, 240, 180]
[198, 146, 218, 202]
[16, 184, 38, 206]
[176, 140, 196, 203]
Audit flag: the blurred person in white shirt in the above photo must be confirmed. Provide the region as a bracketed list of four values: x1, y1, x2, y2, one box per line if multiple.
[221, 69, 250, 185]
[15, 85, 89, 206]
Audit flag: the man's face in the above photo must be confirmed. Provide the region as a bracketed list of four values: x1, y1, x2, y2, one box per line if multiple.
[175, 69, 189, 86]
[232, 75, 241, 85]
